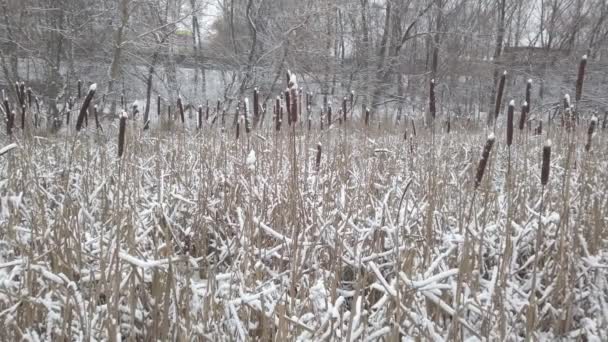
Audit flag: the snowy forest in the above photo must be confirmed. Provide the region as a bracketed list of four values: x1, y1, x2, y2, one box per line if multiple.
[1, 0, 608, 341]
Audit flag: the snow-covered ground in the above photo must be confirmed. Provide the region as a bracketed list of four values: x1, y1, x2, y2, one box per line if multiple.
[0, 118, 606, 341]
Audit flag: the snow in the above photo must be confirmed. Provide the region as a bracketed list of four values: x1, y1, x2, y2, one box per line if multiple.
[246, 149, 256, 170]
[89, 83, 97, 92]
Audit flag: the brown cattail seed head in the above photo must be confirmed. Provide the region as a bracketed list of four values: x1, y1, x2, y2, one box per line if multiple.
[507, 100, 514, 146]
[495, 71, 507, 120]
[575, 55, 587, 102]
[118, 111, 127, 158]
[76, 83, 97, 131]
[519, 101, 528, 131]
[541, 140, 551, 186]
[475, 133, 496, 189]
[585, 116, 598, 151]
[429, 79, 436, 120]
[315, 143, 322, 171]
[177, 96, 185, 124]
[525, 79, 532, 112]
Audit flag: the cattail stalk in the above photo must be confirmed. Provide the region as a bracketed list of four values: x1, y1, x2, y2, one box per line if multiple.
[76, 84, 97, 131]
[474, 133, 496, 189]
[118, 111, 127, 157]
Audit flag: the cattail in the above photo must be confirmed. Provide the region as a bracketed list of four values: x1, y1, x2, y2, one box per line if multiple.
[519, 101, 528, 130]
[77, 80, 82, 99]
[535, 120, 543, 135]
[157, 95, 161, 117]
[67, 98, 73, 125]
[244, 98, 251, 134]
[205, 102, 210, 121]
[290, 87, 298, 125]
[93, 105, 102, 131]
[429, 79, 436, 120]
[525, 79, 532, 112]
[236, 116, 241, 140]
[26, 87, 32, 108]
[575, 55, 587, 102]
[564, 94, 575, 130]
[120, 93, 125, 109]
[21, 105, 25, 130]
[221, 108, 226, 126]
[342, 97, 347, 123]
[177, 96, 185, 124]
[494, 71, 507, 120]
[474, 133, 496, 189]
[76, 83, 97, 131]
[585, 116, 597, 151]
[365, 107, 370, 126]
[253, 88, 259, 122]
[507, 100, 514, 146]
[15, 82, 23, 107]
[403, 127, 407, 140]
[446, 117, 451, 133]
[118, 111, 127, 157]
[167, 104, 171, 120]
[275, 96, 281, 131]
[34, 96, 40, 128]
[350, 91, 354, 111]
[541, 140, 551, 186]
[285, 89, 291, 126]
[411, 119, 417, 137]
[198, 105, 203, 129]
[327, 103, 332, 127]
[319, 108, 325, 130]
[315, 143, 322, 171]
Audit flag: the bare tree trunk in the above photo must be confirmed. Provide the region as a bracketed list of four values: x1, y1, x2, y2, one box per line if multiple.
[488, 0, 506, 126]
[107, 0, 131, 115]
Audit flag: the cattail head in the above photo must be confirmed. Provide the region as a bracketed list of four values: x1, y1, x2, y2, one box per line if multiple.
[494, 71, 507, 120]
[77, 80, 82, 99]
[429, 79, 436, 120]
[157, 95, 161, 117]
[177, 96, 185, 124]
[585, 116, 598, 151]
[526, 79, 532, 111]
[365, 107, 370, 126]
[26, 87, 32, 108]
[198, 105, 203, 129]
[575, 55, 587, 102]
[118, 111, 127, 158]
[519, 101, 528, 130]
[75, 83, 97, 131]
[541, 139, 551, 186]
[507, 100, 514, 146]
[315, 143, 322, 171]
[474, 133, 496, 189]
[342, 97, 347, 123]
[244, 98, 251, 133]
